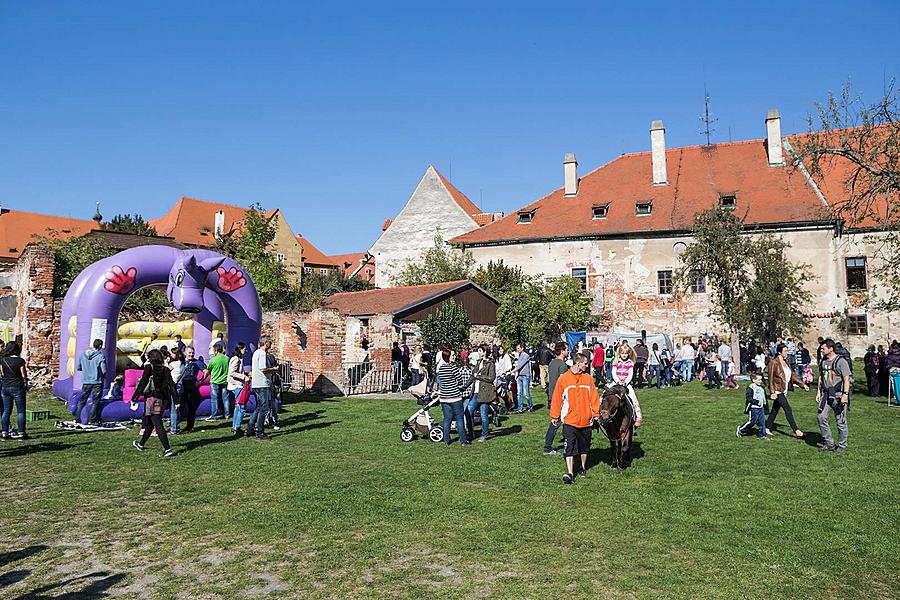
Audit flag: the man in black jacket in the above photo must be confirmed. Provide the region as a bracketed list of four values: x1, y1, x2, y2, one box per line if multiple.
[634, 340, 649, 388]
[537, 342, 553, 392]
[543, 342, 570, 456]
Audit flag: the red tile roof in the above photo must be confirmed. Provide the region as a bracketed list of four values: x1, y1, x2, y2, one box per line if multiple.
[328, 252, 375, 283]
[150, 196, 279, 246]
[451, 138, 832, 246]
[381, 219, 393, 231]
[296, 234, 337, 267]
[324, 280, 469, 316]
[0, 210, 96, 260]
[785, 128, 890, 228]
[432, 167, 483, 217]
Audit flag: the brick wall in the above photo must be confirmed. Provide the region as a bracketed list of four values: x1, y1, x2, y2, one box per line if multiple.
[14, 245, 58, 387]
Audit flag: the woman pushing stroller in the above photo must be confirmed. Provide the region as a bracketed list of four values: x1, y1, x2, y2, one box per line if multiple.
[611, 345, 643, 427]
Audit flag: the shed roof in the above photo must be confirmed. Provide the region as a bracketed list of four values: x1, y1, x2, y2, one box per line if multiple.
[323, 279, 495, 318]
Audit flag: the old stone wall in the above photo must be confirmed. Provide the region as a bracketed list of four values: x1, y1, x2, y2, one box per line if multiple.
[370, 167, 480, 287]
[464, 227, 897, 357]
[13, 245, 58, 387]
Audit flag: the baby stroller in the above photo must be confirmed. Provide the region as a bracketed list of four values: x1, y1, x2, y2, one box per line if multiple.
[494, 374, 515, 414]
[401, 377, 444, 443]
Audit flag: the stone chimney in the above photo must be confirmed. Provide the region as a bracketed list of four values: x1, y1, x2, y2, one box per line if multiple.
[564, 153, 578, 196]
[766, 108, 783, 166]
[214, 210, 225, 239]
[650, 120, 667, 185]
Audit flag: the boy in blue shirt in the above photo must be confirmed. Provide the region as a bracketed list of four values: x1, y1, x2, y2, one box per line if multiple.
[737, 372, 769, 439]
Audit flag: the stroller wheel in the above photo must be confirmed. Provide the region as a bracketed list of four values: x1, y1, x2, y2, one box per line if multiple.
[499, 405, 508, 415]
[400, 427, 415, 442]
[429, 426, 444, 443]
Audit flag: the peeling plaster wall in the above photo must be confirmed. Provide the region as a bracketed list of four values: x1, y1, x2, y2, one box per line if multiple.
[464, 227, 898, 356]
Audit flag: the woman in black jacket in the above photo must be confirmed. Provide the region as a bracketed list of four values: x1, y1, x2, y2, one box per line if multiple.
[132, 349, 176, 457]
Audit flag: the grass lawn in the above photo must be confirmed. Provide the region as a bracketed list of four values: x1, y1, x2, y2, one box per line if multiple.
[1, 377, 899, 599]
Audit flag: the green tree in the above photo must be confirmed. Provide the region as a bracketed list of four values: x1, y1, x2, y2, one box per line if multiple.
[99, 214, 158, 236]
[739, 236, 813, 341]
[37, 234, 113, 298]
[674, 208, 813, 341]
[417, 300, 471, 350]
[545, 275, 592, 338]
[496, 281, 547, 346]
[495, 275, 590, 347]
[472, 260, 532, 300]
[794, 81, 900, 310]
[216, 205, 294, 310]
[393, 233, 475, 286]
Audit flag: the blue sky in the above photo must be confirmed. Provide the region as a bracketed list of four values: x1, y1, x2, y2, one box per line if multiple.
[1, 1, 898, 254]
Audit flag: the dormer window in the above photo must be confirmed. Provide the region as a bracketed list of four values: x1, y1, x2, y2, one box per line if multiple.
[592, 204, 609, 220]
[517, 210, 535, 224]
[719, 194, 737, 209]
[636, 202, 652, 216]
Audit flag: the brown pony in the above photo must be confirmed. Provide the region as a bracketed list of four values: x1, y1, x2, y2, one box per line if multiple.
[598, 385, 635, 470]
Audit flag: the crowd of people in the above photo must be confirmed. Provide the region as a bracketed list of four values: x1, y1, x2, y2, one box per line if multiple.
[2, 324, 897, 469]
[31, 335, 282, 457]
[396, 331, 900, 481]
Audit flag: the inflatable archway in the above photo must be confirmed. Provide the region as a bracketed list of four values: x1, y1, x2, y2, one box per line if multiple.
[53, 246, 263, 423]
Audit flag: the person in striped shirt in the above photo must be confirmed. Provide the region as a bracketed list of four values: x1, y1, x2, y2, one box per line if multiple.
[436, 349, 470, 445]
[611, 345, 643, 427]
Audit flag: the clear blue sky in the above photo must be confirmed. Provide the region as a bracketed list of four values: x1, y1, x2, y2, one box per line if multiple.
[2, 1, 898, 254]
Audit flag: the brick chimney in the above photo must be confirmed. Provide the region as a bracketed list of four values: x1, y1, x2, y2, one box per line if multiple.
[766, 108, 784, 166]
[650, 120, 668, 185]
[564, 153, 578, 196]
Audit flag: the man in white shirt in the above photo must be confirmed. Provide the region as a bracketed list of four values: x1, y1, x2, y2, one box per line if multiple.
[249, 337, 278, 441]
[717, 338, 732, 383]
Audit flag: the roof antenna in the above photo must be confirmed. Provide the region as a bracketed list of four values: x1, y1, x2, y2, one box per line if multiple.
[699, 84, 717, 146]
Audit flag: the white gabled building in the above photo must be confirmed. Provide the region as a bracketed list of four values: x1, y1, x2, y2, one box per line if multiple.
[370, 165, 498, 287]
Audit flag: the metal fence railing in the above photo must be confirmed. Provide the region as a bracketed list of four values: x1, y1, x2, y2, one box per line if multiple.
[340, 360, 404, 395]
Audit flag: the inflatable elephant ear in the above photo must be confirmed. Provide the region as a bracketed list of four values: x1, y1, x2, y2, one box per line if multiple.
[200, 256, 226, 273]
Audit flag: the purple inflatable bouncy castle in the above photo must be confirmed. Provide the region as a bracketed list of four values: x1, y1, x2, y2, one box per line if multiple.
[53, 246, 264, 423]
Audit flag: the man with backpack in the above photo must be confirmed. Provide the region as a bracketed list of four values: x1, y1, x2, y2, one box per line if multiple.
[817, 339, 852, 453]
[75, 339, 107, 424]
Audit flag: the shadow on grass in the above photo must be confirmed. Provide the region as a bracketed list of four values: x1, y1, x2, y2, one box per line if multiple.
[13, 571, 126, 600]
[277, 410, 326, 428]
[586, 440, 645, 470]
[0, 545, 48, 567]
[0, 441, 92, 457]
[281, 391, 341, 405]
[802, 431, 826, 448]
[287, 421, 339, 435]
[487, 424, 522, 439]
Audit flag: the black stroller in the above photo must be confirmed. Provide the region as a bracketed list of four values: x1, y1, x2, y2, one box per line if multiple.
[494, 374, 515, 414]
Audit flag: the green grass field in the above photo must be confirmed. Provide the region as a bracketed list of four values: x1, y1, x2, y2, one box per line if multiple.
[1, 377, 899, 599]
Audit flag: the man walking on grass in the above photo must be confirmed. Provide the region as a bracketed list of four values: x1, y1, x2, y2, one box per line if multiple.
[249, 337, 279, 441]
[514, 343, 533, 412]
[543, 342, 569, 456]
[817, 338, 851, 453]
[75, 339, 107, 424]
[550, 353, 600, 484]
